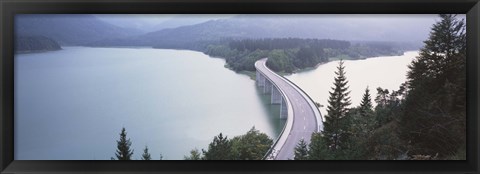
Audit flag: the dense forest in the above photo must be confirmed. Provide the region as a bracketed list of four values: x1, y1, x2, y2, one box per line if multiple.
[15, 36, 62, 53]
[203, 38, 407, 73]
[294, 14, 466, 160]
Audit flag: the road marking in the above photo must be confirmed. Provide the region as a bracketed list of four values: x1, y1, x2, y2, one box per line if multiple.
[304, 117, 305, 120]
[304, 125, 306, 130]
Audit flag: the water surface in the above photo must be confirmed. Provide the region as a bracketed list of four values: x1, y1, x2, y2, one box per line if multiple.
[15, 47, 284, 160]
[285, 51, 418, 119]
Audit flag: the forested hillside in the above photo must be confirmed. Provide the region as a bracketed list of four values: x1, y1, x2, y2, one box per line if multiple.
[88, 15, 429, 52]
[15, 14, 142, 45]
[204, 38, 408, 73]
[15, 36, 61, 53]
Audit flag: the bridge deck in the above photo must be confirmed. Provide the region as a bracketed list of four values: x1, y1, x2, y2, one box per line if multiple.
[255, 58, 322, 160]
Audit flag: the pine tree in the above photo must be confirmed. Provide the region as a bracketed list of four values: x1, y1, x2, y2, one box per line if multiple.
[360, 87, 373, 114]
[141, 146, 151, 160]
[202, 133, 232, 160]
[307, 132, 332, 160]
[342, 88, 375, 160]
[184, 148, 203, 160]
[114, 127, 134, 160]
[358, 87, 375, 134]
[293, 139, 309, 160]
[323, 60, 351, 151]
[401, 14, 466, 157]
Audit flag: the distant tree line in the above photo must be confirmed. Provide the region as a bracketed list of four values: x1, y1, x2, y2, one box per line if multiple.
[203, 38, 406, 73]
[15, 36, 61, 53]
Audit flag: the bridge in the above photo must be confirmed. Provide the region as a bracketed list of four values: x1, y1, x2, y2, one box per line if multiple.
[255, 58, 323, 160]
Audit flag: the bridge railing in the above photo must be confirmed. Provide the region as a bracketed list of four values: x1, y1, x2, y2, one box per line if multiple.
[256, 61, 294, 160]
[280, 76, 324, 132]
[257, 58, 324, 160]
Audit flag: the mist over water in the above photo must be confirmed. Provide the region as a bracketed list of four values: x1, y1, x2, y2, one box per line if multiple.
[15, 47, 284, 160]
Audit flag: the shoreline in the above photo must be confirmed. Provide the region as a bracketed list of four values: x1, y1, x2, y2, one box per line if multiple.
[15, 48, 62, 54]
[238, 50, 418, 80]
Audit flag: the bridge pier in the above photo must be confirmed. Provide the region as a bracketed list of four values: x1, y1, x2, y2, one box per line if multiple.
[257, 71, 287, 120]
[256, 71, 265, 87]
[271, 86, 282, 104]
[264, 80, 273, 94]
[280, 98, 288, 119]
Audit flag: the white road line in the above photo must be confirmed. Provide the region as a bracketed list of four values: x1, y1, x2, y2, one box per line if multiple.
[304, 117, 305, 120]
[304, 125, 306, 130]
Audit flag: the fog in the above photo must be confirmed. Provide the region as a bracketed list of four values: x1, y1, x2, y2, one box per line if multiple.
[95, 14, 466, 43]
[94, 14, 236, 32]
[19, 14, 465, 46]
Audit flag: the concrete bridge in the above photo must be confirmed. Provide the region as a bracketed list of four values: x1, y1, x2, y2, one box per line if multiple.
[255, 58, 323, 160]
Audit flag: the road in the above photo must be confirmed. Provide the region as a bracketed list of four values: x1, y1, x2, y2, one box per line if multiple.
[255, 58, 321, 160]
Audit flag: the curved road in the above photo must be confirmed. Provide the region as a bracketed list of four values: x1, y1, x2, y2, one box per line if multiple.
[255, 58, 321, 160]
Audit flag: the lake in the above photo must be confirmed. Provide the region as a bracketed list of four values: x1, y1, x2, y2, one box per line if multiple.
[285, 51, 419, 120]
[14, 47, 417, 160]
[14, 47, 285, 160]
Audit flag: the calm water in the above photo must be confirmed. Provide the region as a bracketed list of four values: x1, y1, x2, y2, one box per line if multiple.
[15, 47, 285, 160]
[285, 51, 418, 119]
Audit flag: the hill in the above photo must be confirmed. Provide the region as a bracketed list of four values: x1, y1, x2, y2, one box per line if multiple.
[15, 36, 62, 53]
[88, 14, 435, 50]
[15, 14, 142, 45]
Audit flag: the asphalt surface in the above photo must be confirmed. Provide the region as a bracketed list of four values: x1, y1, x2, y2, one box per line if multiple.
[255, 58, 319, 160]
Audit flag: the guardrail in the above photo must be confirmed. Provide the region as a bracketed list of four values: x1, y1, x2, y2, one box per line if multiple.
[257, 58, 324, 160]
[281, 77, 324, 132]
[256, 60, 294, 160]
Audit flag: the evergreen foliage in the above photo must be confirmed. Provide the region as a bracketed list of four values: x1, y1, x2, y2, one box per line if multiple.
[114, 127, 134, 160]
[360, 87, 373, 114]
[15, 36, 61, 53]
[353, 87, 376, 136]
[184, 148, 203, 160]
[401, 14, 466, 157]
[230, 127, 273, 160]
[200, 127, 273, 160]
[202, 133, 232, 160]
[307, 132, 332, 160]
[204, 38, 402, 73]
[323, 60, 352, 151]
[141, 146, 151, 160]
[293, 139, 309, 160]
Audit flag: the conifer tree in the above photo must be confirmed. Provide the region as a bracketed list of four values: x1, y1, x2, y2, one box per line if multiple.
[114, 127, 134, 160]
[358, 87, 375, 134]
[184, 148, 203, 160]
[141, 146, 151, 160]
[293, 139, 309, 160]
[202, 133, 232, 160]
[360, 87, 373, 114]
[402, 14, 466, 157]
[323, 60, 351, 151]
[307, 132, 332, 160]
